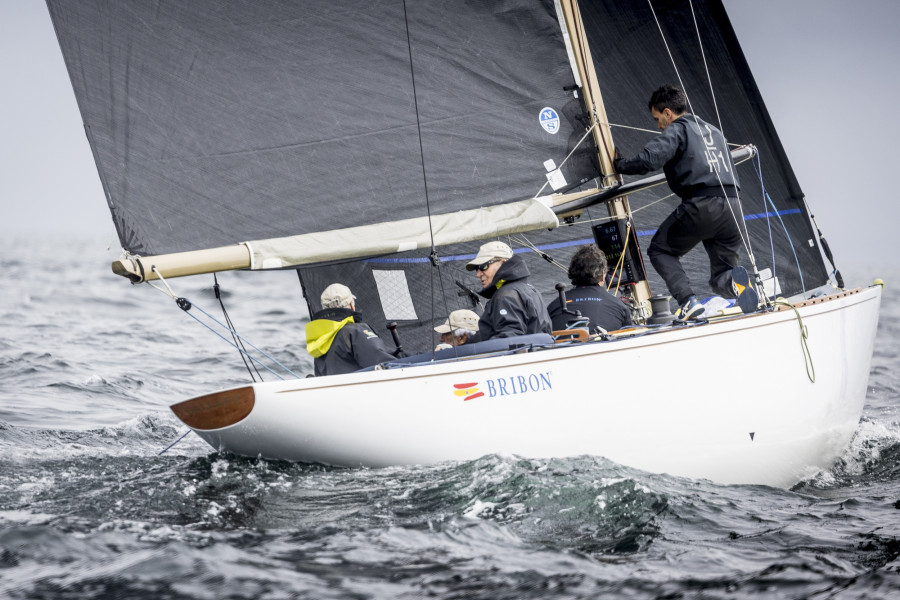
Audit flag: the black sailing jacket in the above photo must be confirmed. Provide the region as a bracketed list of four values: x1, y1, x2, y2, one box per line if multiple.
[615, 113, 739, 199]
[477, 255, 552, 339]
[306, 307, 396, 376]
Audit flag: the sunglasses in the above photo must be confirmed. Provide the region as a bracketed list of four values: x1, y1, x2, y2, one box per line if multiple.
[475, 259, 500, 273]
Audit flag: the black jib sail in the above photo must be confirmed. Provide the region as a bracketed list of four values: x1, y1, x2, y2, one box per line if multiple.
[579, 0, 828, 301]
[47, 0, 832, 356]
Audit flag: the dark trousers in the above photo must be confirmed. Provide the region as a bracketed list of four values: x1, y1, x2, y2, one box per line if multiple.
[648, 196, 743, 305]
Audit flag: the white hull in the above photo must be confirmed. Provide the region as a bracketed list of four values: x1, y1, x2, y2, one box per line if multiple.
[173, 286, 882, 488]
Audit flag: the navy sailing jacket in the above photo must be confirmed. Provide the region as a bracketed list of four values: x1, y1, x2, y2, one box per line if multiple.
[547, 284, 632, 333]
[477, 255, 552, 339]
[615, 113, 739, 200]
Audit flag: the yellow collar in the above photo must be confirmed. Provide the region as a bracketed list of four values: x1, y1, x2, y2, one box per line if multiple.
[305, 315, 355, 358]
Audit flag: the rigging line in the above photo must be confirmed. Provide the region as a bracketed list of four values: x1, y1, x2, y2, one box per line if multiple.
[604, 122, 661, 136]
[429, 253, 456, 361]
[766, 191, 807, 294]
[584, 146, 752, 219]
[148, 267, 300, 379]
[180, 307, 289, 380]
[684, 1, 761, 275]
[147, 268, 177, 299]
[214, 273, 262, 383]
[508, 234, 569, 273]
[607, 220, 632, 295]
[184, 311, 287, 379]
[687, 0, 723, 133]
[533, 122, 598, 198]
[401, 0, 452, 357]
[188, 301, 301, 379]
[400, 0, 437, 253]
[751, 151, 779, 295]
[749, 152, 806, 295]
[646, 0, 758, 271]
[158, 429, 192, 456]
[687, 0, 763, 279]
[766, 190, 806, 294]
[601, 120, 745, 148]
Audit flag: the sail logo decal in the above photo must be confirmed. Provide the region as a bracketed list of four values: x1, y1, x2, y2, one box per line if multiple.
[453, 371, 552, 401]
[453, 382, 483, 401]
[539, 107, 560, 134]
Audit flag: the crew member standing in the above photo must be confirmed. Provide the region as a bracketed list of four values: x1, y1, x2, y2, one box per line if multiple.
[614, 84, 755, 320]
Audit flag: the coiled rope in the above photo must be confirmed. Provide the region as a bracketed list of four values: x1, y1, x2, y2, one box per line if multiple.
[773, 299, 815, 383]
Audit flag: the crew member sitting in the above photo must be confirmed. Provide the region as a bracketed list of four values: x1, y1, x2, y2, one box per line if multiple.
[547, 245, 633, 333]
[466, 241, 552, 339]
[305, 283, 395, 376]
[434, 309, 480, 350]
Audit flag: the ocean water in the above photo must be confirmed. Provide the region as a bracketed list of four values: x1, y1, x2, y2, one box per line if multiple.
[2, 236, 898, 599]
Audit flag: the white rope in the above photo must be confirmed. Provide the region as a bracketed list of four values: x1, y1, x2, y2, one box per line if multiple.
[147, 267, 177, 299]
[533, 122, 598, 198]
[645, 0, 758, 275]
[687, 0, 724, 134]
[684, 0, 760, 279]
[507, 234, 569, 273]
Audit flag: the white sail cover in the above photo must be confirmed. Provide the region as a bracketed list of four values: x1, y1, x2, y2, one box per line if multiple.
[247, 198, 559, 269]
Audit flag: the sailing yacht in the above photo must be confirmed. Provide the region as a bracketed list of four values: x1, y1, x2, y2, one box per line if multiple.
[46, 0, 881, 487]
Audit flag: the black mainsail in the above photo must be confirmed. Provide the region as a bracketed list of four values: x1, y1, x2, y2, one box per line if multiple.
[46, 0, 598, 257]
[47, 0, 834, 355]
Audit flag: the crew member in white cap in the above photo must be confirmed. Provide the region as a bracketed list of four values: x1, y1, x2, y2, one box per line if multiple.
[434, 309, 480, 350]
[305, 283, 395, 376]
[466, 241, 551, 339]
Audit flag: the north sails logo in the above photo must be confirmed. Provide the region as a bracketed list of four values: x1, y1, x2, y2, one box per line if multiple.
[453, 371, 552, 401]
[539, 107, 560, 134]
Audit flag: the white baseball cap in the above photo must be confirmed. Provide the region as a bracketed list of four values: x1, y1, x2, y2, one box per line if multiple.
[320, 283, 356, 307]
[465, 241, 513, 271]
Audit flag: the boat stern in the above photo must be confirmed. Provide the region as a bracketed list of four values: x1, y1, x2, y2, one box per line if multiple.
[171, 386, 255, 430]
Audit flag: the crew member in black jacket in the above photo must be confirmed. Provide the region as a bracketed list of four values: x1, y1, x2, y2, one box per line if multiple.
[615, 84, 748, 320]
[547, 245, 632, 333]
[305, 283, 395, 376]
[466, 241, 552, 339]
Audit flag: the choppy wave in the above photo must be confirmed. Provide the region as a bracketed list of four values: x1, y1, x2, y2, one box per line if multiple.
[1, 239, 899, 598]
[2, 447, 900, 598]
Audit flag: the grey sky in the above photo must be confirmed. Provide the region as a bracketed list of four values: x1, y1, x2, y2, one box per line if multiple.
[2, 1, 897, 272]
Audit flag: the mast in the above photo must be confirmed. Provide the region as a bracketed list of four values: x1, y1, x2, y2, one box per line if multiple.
[556, 0, 653, 314]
